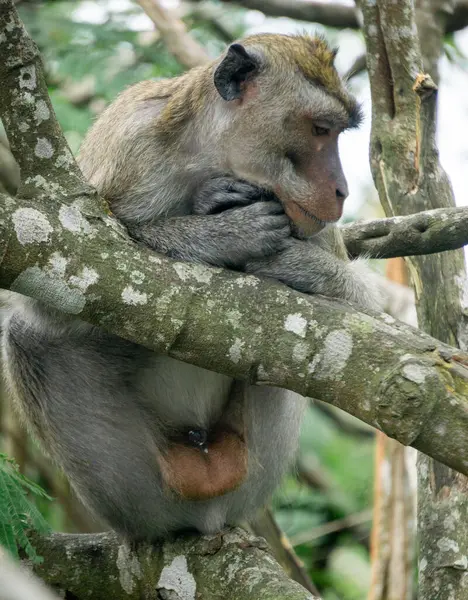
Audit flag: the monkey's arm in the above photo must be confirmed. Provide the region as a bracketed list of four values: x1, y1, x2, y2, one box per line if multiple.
[245, 236, 382, 311]
[128, 201, 289, 269]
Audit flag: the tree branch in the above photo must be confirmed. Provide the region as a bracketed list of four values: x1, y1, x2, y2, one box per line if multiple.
[136, 0, 210, 69]
[201, 0, 361, 28]
[0, 3, 85, 198]
[18, 529, 318, 600]
[341, 207, 468, 259]
[194, 0, 468, 34]
[3, 184, 468, 475]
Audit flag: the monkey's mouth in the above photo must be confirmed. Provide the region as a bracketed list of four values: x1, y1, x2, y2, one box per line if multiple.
[285, 201, 337, 236]
[296, 204, 330, 226]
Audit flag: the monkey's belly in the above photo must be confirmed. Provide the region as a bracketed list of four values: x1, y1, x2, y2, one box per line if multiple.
[160, 429, 248, 500]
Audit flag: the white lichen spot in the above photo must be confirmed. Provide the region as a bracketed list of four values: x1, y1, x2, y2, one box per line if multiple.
[229, 338, 244, 364]
[443, 514, 456, 532]
[35, 137, 54, 159]
[101, 252, 109, 260]
[171, 318, 184, 329]
[362, 399, 371, 412]
[19, 65, 36, 90]
[69, 267, 99, 292]
[418, 460, 429, 480]
[382, 313, 396, 325]
[22, 91, 34, 105]
[284, 313, 307, 338]
[419, 557, 428, 572]
[34, 99, 50, 125]
[116, 544, 142, 594]
[402, 363, 429, 385]
[121, 285, 148, 306]
[148, 255, 162, 264]
[130, 270, 145, 285]
[157, 556, 196, 600]
[47, 252, 68, 277]
[307, 354, 321, 375]
[58, 203, 91, 234]
[226, 309, 241, 328]
[315, 330, 353, 380]
[18, 122, 29, 132]
[55, 150, 75, 169]
[454, 556, 468, 570]
[0, 32, 6, 44]
[173, 262, 213, 284]
[434, 423, 447, 436]
[236, 275, 259, 288]
[437, 538, 460, 553]
[12, 208, 52, 245]
[257, 364, 269, 380]
[293, 341, 309, 362]
[275, 289, 290, 304]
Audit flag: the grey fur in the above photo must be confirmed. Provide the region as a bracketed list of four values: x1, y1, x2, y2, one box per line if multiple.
[2, 34, 381, 541]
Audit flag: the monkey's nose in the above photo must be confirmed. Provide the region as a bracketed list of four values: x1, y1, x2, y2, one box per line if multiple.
[336, 182, 349, 201]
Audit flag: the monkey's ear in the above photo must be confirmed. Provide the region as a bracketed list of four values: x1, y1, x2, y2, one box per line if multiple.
[214, 44, 258, 101]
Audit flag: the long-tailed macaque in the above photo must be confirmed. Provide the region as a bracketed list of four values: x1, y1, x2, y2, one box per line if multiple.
[2, 34, 381, 540]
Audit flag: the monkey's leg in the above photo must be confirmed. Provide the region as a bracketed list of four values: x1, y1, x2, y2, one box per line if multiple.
[1, 302, 185, 540]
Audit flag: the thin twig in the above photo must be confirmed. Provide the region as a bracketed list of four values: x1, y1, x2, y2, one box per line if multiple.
[136, 0, 210, 69]
[290, 510, 373, 546]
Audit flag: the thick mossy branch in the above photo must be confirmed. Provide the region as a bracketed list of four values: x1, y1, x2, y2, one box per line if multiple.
[28, 528, 317, 600]
[1, 190, 468, 476]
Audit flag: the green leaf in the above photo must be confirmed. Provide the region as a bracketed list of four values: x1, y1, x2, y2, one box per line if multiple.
[0, 454, 51, 563]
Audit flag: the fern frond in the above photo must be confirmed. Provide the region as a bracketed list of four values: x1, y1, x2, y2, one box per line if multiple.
[0, 453, 52, 563]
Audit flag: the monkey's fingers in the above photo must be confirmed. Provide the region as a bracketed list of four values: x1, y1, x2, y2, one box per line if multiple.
[193, 176, 266, 215]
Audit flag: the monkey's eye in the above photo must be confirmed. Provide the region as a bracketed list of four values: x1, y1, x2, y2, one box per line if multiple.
[312, 125, 330, 136]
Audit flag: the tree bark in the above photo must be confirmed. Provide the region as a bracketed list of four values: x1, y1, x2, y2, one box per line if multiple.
[9, 529, 319, 600]
[341, 207, 468, 259]
[360, 0, 468, 597]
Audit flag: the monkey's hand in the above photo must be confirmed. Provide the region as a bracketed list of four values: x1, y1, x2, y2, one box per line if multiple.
[192, 176, 274, 216]
[245, 238, 383, 311]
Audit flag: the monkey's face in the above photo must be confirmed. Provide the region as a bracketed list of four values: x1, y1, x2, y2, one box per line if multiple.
[213, 36, 361, 237]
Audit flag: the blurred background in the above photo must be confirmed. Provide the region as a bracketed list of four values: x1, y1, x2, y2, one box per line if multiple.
[1, 1, 467, 598]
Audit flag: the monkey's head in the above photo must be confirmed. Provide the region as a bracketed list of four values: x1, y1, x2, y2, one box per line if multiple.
[212, 34, 361, 237]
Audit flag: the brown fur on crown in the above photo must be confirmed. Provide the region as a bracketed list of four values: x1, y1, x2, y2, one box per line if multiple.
[240, 33, 357, 116]
[150, 34, 357, 139]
